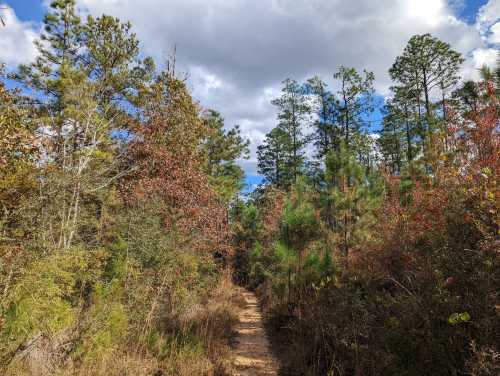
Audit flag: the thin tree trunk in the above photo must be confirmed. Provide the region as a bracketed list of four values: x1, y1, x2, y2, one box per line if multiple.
[423, 70, 431, 119]
[344, 213, 349, 269]
[404, 104, 412, 162]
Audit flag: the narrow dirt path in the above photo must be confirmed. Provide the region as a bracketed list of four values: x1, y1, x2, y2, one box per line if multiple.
[233, 289, 278, 376]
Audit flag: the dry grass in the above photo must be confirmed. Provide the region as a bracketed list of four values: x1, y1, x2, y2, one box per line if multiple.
[4, 270, 244, 376]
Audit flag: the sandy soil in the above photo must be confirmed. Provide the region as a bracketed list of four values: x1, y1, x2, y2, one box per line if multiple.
[233, 290, 278, 376]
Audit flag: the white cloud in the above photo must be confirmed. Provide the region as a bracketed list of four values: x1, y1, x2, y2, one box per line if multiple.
[2, 0, 498, 176]
[458, 0, 499, 81]
[476, 0, 500, 31]
[406, 0, 447, 27]
[76, 0, 494, 176]
[473, 48, 498, 67]
[460, 47, 498, 82]
[0, 5, 38, 66]
[488, 21, 500, 44]
[476, 0, 500, 44]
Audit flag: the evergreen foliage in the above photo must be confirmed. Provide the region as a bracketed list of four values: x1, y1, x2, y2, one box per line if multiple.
[0, 5, 498, 374]
[239, 34, 499, 376]
[0, 4, 245, 375]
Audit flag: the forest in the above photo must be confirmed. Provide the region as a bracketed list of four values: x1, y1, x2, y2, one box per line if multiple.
[0, 1, 498, 375]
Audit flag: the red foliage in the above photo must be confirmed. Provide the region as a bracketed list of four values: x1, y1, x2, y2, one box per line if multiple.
[360, 80, 499, 277]
[121, 75, 231, 254]
[259, 187, 286, 247]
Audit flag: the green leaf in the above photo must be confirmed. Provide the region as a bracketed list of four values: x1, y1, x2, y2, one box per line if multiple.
[448, 312, 471, 325]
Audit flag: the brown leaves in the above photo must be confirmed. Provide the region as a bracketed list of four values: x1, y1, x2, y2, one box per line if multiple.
[359, 78, 499, 278]
[122, 73, 232, 255]
[0, 84, 37, 169]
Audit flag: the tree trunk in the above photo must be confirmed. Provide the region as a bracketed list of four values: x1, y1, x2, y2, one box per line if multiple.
[344, 213, 349, 269]
[404, 104, 412, 162]
[422, 69, 431, 119]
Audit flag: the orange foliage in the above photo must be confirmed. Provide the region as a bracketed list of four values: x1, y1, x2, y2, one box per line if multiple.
[122, 74, 231, 254]
[360, 80, 499, 277]
[257, 187, 286, 247]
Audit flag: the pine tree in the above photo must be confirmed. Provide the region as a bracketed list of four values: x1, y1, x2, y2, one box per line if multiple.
[82, 14, 155, 107]
[280, 178, 319, 305]
[334, 66, 375, 149]
[378, 99, 404, 175]
[452, 80, 481, 117]
[7, 1, 155, 250]
[203, 110, 250, 204]
[271, 79, 310, 183]
[390, 34, 463, 124]
[0, 72, 38, 248]
[324, 143, 382, 267]
[257, 127, 291, 189]
[14, 0, 154, 113]
[306, 76, 340, 159]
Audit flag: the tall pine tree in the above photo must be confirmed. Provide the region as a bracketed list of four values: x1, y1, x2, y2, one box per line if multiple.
[334, 66, 375, 149]
[271, 79, 310, 184]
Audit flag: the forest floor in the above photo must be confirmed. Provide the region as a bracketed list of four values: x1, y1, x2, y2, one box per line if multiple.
[233, 289, 279, 376]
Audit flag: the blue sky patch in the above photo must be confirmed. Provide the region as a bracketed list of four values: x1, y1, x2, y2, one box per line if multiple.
[3, 0, 44, 22]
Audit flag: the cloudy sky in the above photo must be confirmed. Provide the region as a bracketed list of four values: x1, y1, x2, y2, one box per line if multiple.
[1, 0, 499, 184]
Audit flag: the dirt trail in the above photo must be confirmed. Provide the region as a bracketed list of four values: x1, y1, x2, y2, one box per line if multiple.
[233, 289, 278, 376]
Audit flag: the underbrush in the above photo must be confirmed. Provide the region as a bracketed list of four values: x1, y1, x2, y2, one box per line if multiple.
[238, 159, 499, 375]
[260, 264, 498, 376]
[1, 244, 243, 376]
